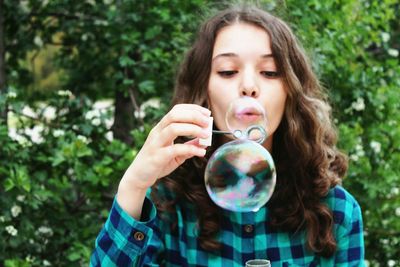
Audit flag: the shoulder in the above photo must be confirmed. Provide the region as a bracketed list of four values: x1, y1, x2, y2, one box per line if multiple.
[322, 185, 362, 227]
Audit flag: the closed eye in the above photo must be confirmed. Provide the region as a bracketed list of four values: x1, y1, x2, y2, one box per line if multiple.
[261, 71, 280, 78]
[217, 71, 238, 77]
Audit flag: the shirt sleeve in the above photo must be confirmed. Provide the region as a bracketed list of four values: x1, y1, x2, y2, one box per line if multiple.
[333, 188, 365, 266]
[90, 195, 164, 267]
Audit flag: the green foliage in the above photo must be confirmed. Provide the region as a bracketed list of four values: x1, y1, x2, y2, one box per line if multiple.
[284, 0, 400, 264]
[1, 94, 134, 266]
[1, 0, 399, 266]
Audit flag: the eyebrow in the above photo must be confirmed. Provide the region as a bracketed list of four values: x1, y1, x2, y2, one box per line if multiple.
[212, 53, 274, 61]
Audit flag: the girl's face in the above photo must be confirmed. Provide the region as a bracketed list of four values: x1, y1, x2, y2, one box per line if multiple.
[208, 23, 287, 151]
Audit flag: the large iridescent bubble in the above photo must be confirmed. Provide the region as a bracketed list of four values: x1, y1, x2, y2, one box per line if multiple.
[205, 139, 276, 212]
[205, 97, 276, 212]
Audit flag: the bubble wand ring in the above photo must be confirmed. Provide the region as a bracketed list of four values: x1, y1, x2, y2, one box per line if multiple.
[212, 124, 267, 144]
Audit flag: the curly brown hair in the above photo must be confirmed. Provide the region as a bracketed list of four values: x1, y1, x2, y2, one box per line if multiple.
[151, 4, 348, 258]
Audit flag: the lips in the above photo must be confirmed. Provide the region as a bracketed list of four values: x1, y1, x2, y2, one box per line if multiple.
[234, 107, 262, 122]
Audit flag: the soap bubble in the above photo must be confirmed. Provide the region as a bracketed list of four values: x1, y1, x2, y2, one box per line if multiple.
[204, 139, 276, 212]
[225, 97, 267, 141]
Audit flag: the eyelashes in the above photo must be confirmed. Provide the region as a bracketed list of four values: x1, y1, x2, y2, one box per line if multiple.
[260, 71, 280, 78]
[217, 70, 280, 78]
[217, 71, 238, 77]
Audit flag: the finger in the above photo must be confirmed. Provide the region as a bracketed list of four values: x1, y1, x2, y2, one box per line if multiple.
[158, 122, 210, 146]
[174, 104, 211, 116]
[184, 138, 208, 149]
[161, 143, 207, 160]
[158, 105, 211, 129]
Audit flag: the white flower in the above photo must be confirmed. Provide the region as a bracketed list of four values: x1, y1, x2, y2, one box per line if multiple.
[94, 99, 113, 110]
[86, 0, 96, 6]
[370, 141, 381, 154]
[41, 0, 49, 7]
[85, 110, 99, 120]
[67, 168, 74, 176]
[17, 195, 26, 202]
[142, 98, 161, 110]
[7, 91, 17, 99]
[135, 98, 162, 119]
[355, 144, 365, 157]
[22, 106, 37, 118]
[34, 36, 43, 47]
[134, 109, 145, 119]
[396, 207, 400, 217]
[43, 106, 56, 121]
[105, 118, 114, 129]
[77, 135, 89, 143]
[25, 255, 35, 262]
[351, 97, 365, 111]
[350, 154, 359, 162]
[0, 216, 5, 222]
[81, 34, 88, 41]
[390, 187, 399, 196]
[11, 205, 22, 217]
[37, 226, 54, 236]
[57, 90, 73, 97]
[388, 260, 396, 267]
[25, 125, 44, 144]
[388, 48, 399, 57]
[105, 131, 113, 141]
[92, 117, 101, 126]
[5, 225, 18, 236]
[20, 0, 30, 13]
[43, 260, 51, 266]
[53, 129, 65, 137]
[381, 32, 390, 43]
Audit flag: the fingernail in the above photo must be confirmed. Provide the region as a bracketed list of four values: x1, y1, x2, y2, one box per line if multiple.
[201, 129, 210, 138]
[201, 108, 211, 116]
[203, 116, 211, 125]
[199, 148, 206, 156]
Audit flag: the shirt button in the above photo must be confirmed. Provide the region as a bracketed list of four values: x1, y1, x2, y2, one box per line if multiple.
[244, 224, 254, 233]
[133, 231, 145, 241]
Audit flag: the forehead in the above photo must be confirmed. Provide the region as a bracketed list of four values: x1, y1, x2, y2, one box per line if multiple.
[212, 23, 272, 59]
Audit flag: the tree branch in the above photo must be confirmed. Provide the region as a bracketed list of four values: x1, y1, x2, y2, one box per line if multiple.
[128, 87, 144, 126]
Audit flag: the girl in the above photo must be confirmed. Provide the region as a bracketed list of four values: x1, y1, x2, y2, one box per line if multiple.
[91, 4, 364, 266]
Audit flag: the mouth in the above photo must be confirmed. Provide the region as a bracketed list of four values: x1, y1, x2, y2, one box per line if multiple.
[234, 107, 262, 122]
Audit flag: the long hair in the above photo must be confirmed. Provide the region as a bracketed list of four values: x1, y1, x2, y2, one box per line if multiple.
[151, 4, 347, 257]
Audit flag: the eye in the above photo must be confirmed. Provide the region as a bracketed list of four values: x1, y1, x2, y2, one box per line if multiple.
[217, 70, 238, 77]
[261, 71, 280, 78]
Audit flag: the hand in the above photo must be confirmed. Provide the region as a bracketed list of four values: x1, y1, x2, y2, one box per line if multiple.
[121, 104, 211, 191]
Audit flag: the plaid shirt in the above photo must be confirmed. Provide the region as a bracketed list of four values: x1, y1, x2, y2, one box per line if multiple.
[90, 186, 365, 266]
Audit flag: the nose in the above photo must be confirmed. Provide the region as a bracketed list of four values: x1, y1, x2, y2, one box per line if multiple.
[241, 86, 259, 97]
[240, 68, 259, 98]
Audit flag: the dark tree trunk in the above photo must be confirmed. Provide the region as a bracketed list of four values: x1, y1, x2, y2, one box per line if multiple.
[112, 89, 135, 145]
[0, 0, 7, 125]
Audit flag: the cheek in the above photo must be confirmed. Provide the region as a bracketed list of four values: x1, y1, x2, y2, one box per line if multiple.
[208, 80, 231, 130]
[265, 90, 287, 129]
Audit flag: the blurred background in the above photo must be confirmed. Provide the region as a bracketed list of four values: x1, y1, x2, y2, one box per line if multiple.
[0, 0, 399, 266]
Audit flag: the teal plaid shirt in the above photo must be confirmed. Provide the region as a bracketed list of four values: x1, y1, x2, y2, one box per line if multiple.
[90, 186, 365, 266]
